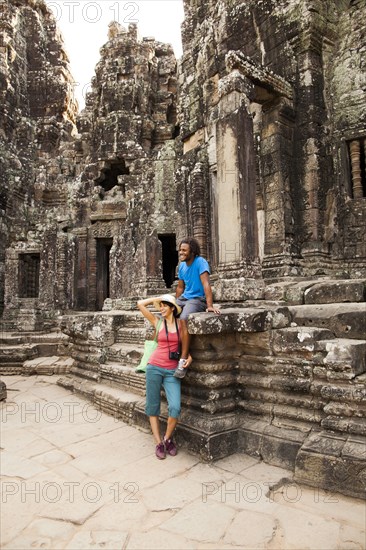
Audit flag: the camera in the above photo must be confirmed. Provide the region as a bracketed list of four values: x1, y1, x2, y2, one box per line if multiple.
[169, 351, 180, 360]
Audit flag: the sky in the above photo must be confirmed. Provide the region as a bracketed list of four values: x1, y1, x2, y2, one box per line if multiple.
[45, 0, 185, 109]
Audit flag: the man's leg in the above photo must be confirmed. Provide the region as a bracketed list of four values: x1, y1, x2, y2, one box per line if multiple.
[178, 298, 207, 359]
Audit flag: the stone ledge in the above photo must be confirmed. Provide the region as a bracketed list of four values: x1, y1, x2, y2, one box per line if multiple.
[187, 306, 291, 335]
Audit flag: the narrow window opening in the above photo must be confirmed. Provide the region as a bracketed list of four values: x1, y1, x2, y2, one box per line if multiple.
[167, 104, 176, 125]
[158, 234, 178, 288]
[19, 254, 40, 298]
[0, 191, 7, 211]
[96, 160, 130, 194]
[96, 238, 113, 311]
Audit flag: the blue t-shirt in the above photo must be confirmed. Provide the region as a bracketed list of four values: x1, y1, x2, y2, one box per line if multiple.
[178, 256, 210, 299]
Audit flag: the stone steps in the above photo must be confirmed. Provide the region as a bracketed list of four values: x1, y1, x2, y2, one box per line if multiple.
[57, 376, 148, 426]
[0, 330, 68, 345]
[100, 362, 146, 396]
[115, 327, 146, 344]
[106, 342, 144, 363]
[0, 330, 71, 375]
[23, 356, 75, 375]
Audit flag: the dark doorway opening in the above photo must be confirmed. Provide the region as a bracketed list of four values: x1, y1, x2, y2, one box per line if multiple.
[158, 234, 178, 288]
[96, 239, 113, 310]
[19, 253, 40, 298]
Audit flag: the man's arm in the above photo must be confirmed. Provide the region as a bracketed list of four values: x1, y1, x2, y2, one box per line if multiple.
[200, 271, 220, 314]
[176, 279, 185, 298]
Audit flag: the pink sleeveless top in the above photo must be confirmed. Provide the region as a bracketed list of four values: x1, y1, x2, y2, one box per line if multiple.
[148, 325, 180, 370]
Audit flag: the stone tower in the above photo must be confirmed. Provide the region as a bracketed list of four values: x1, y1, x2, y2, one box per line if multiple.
[0, 2, 180, 326]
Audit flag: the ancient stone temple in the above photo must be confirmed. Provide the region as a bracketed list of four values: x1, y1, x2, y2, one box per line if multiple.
[0, 0, 365, 499]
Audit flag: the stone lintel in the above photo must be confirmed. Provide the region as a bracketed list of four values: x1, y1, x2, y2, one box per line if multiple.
[225, 50, 293, 101]
[90, 211, 127, 222]
[218, 70, 255, 101]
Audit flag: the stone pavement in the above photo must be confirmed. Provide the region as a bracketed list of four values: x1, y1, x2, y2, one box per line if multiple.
[0, 376, 365, 550]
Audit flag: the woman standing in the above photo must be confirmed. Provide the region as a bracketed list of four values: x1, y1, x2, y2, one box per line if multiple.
[137, 294, 192, 459]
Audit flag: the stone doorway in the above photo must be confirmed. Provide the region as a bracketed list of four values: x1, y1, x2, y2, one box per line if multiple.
[158, 234, 178, 288]
[19, 253, 40, 298]
[96, 238, 113, 310]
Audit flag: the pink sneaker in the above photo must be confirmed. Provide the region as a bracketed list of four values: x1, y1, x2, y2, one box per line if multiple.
[164, 438, 177, 456]
[155, 442, 166, 459]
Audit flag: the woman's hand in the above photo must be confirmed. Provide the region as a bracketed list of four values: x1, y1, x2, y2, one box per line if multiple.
[182, 354, 193, 368]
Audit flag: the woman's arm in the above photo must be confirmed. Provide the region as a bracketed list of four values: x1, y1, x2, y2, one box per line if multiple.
[137, 297, 159, 327]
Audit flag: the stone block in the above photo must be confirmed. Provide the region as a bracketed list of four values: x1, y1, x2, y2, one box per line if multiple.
[236, 331, 271, 357]
[183, 369, 237, 389]
[348, 418, 366, 436]
[288, 303, 366, 339]
[300, 430, 346, 457]
[273, 359, 313, 379]
[238, 419, 306, 470]
[295, 432, 366, 499]
[317, 338, 366, 377]
[271, 327, 333, 356]
[190, 333, 237, 352]
[188, 306, 291, 335]
[213, 277, 265, 301]
[304, 280, 366, 304]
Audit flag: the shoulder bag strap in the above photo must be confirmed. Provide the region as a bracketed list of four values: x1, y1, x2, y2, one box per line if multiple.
[153, 318, 162, 342]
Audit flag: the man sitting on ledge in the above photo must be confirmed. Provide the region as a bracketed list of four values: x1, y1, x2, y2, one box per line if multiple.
[176, 237, 220, 352]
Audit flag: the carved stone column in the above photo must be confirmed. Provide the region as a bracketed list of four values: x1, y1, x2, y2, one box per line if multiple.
[213, 70, 263, 301]
[191, 162, 208, 258]
[261, 98, 299, 277]
[350, 139, 363, 199]
[73, 228, 88, 310]
[133, 233, 166, 298]
[3, 248, 19, 310]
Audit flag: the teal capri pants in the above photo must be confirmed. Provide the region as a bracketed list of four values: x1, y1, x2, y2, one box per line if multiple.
[145, 365, 181, 418]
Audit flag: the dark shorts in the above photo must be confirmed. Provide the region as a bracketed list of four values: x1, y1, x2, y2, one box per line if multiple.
[176, 296, 207, 320]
